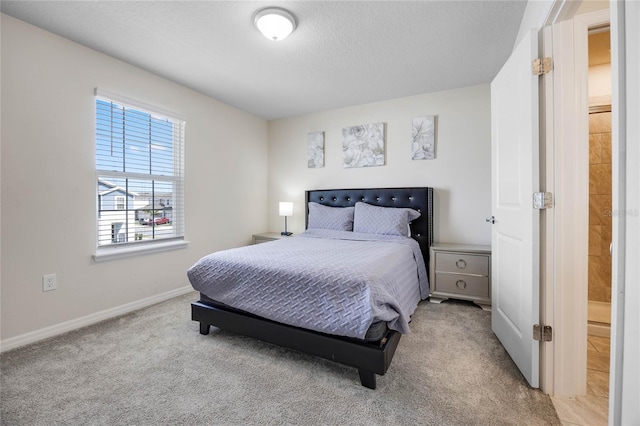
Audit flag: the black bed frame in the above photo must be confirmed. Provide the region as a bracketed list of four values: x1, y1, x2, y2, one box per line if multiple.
[191, 187, 434, 389]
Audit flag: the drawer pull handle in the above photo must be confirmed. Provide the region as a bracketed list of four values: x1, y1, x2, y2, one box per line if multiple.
[456, 280, 467, 290]
[455, 259, 467, 269]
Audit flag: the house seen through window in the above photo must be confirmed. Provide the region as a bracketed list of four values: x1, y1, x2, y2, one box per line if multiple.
[95, 91, 185, 247]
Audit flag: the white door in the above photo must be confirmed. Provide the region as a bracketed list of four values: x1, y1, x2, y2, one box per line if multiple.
[490, 29, 540, 388]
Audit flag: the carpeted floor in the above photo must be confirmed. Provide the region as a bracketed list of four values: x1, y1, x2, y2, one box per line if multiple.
[1, 292, 559, 425]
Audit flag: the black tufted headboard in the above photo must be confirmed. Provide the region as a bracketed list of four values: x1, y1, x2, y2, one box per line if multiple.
[305, 187, 434, 271]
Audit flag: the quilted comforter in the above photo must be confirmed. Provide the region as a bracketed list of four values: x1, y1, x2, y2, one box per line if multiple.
[187, 229, 428, 339]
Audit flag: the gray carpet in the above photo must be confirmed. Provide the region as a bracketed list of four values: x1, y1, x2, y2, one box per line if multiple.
[1, 292, 559, 425]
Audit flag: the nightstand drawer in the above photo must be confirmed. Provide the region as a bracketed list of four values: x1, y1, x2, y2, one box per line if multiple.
[435, 253, 489, 276]
[434, 273, 490, 298]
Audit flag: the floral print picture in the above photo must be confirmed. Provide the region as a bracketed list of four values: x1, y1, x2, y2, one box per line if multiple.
[342, 123, 385, 168]
[307, 131, 324, 168]
[411, 115, 436, 160]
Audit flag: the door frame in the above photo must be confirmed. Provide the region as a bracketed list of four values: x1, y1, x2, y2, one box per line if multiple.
[539, 23, 555, 395]
[528, 1, 638, 420]
[539, 6, 610, 397]
[609, 2, 640, 423]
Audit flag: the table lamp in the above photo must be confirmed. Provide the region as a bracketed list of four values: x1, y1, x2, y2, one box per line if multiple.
[279, 202, 293, 236]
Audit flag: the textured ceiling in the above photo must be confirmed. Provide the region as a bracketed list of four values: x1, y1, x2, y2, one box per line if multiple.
[1, 1, 527, 120]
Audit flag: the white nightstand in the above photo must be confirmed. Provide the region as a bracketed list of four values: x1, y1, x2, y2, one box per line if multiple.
[251, 232, 293, 244]
[429, 243, 492, 311]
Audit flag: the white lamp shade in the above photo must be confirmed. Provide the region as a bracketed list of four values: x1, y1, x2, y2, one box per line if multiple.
[279, 201, 293, 217]
[254, 8, 297, 41]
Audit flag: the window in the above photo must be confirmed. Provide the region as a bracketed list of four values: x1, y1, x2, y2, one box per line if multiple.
[95, 90, 185, 252]
[114, 196, 125, 210]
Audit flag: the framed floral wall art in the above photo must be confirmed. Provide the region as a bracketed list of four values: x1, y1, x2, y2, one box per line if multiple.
[307, 131, 324, 168]
[342, 123, 385, 168]
[411, 115, 436, 160]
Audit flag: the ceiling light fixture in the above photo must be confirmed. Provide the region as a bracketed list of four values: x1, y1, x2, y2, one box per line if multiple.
[253, 7, 297, 41]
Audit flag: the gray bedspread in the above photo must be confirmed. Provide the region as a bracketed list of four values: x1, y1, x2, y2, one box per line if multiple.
[187, 229, 429, 340]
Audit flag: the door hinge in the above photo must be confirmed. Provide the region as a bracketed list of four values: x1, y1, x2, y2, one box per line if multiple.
[533, 192, 553, 209]
[532, 57, 552, 75]
[533, 324, 553, 342]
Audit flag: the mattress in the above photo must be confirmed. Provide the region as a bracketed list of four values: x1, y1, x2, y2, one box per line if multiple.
[187, 229, 428, 340]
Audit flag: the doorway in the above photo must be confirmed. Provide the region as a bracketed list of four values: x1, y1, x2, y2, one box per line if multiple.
[541, 2, 637, 422]
[548, 11, 613, 424]
[586, 25, 612, 403]
[542, 5, 612, 420]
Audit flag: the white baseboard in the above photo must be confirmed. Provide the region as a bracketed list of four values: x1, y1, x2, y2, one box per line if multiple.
[0, 285, 195, 353]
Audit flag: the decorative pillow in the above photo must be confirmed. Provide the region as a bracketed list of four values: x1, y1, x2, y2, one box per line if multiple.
[307, 202, 355, 231]
[353, 202, 420, 237]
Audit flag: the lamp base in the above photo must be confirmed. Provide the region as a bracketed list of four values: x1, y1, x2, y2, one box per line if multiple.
[280, 231, 293, 236]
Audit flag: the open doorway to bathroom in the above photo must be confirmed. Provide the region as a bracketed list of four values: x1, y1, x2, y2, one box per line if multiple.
[586, 26, 611, 402]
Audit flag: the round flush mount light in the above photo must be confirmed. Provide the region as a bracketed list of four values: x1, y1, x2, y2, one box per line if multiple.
[253, 7, 297, 41]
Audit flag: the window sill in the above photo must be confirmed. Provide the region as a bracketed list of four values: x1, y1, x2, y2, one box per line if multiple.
[93, 240, 189, 262]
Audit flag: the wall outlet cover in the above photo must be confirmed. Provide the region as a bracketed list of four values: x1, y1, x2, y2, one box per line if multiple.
[43, 274, 57, 291]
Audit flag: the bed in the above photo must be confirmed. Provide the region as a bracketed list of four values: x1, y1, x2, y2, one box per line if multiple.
[189, 187, 434, 389]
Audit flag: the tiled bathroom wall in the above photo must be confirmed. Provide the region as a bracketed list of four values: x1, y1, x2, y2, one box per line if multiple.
[588, 111, 612, 303]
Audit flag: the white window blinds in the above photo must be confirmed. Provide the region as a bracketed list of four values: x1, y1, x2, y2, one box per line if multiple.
[95, 90, 185, 248]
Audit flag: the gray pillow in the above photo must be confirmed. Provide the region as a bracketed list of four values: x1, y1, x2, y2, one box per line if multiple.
[353, 202, 420, 237]
[307, 202, 355, 231]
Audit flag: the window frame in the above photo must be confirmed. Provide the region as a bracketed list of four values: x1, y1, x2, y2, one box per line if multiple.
[114, 196, 126, 210]
[93, 89, 188, 262]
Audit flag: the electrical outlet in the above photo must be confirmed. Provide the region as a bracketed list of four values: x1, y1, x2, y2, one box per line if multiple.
[43, 274, 57, 292]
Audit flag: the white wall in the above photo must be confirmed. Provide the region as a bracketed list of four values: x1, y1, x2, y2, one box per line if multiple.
[0, 15, 268, 345]
[267, 85, 492, 245]
[513, 0, 609, 53]
[577, 0, 610, 16]
[513, 0, 555, 50]
[588, 63, 612, 100]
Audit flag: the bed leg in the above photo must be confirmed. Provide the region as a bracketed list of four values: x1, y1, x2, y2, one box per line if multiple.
[199, 322, 210, 335]
[358, 369, 377, 389]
